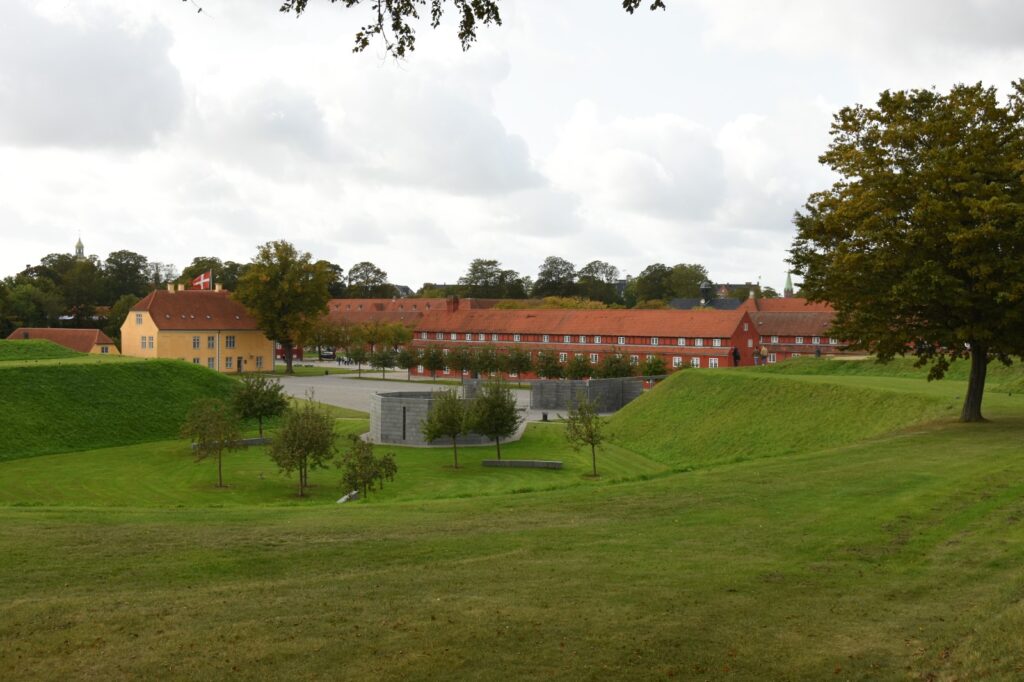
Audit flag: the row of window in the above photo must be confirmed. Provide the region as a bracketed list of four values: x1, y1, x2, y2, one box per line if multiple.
[189, 356, 265, 370]
[191, 335, 237, 349]
[420, 331, 727, 347]
[420, 352, 730, 374]
[760, 335, 838, 345]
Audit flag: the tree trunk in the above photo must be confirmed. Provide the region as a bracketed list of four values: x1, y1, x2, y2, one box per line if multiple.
[591, 444, 597, 477]
[258, 416, 263, 439]
[495, 437, 501, 460]
[284, 341, 294, 374]
[217, 450, 224, 488]
[961, 344, 988, 422]
[452, 437, 459, 469]
[357, 361, 362, 378]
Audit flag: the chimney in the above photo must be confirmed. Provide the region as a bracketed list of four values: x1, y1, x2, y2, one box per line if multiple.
[167, 282, 175, 293]
[214, 283, 223, 292]
[445, 295, 460, 313]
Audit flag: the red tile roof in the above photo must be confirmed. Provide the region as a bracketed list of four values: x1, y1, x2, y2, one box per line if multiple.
[740, 297, 834, 313]
[415, 308, 749, 338]
[750, 312, 836, 336]
[132, 290, 262, 331]
[6, 327, 114, 353]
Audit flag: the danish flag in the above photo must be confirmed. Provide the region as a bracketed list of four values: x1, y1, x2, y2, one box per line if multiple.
[191, 270, 213, 290]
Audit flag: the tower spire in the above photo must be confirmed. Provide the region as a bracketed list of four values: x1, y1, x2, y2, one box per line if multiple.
[783, 272, 794, 298]
[74, 234, 85, 261]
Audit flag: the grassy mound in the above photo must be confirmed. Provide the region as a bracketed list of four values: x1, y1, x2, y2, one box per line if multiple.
[0, 360, 241, 461]
[762, 355, 1024, 387]
[606, 370, 950, 468]
[0, 339, 82, 362]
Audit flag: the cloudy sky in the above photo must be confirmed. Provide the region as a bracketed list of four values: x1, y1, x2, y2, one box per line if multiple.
[2, 1, 1023, 292]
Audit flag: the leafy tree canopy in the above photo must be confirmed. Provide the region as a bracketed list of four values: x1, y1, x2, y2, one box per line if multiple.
[790, 81, 1024, 422]
[280, 1, 665, 59]
[533, 256, 577, 298]
[346, 261, 396, 298]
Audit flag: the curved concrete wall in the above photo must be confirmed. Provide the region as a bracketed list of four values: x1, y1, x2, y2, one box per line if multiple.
[368, 391, 492, 447]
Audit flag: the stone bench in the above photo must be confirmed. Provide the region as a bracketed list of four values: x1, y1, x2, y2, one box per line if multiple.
[482, 459, 563, 469]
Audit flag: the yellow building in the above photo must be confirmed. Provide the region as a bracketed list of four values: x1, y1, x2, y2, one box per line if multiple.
[121, 284, 275, 373]
[6, 327, 120, 355]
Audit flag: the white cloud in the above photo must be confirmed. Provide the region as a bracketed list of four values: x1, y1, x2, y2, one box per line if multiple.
[0, 1, 184, 149]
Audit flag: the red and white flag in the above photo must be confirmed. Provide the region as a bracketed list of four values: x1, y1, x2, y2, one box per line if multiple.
[191, 270, 212, 290]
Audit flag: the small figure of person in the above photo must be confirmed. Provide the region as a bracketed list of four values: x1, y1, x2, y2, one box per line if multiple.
[759, 345, 769, 365]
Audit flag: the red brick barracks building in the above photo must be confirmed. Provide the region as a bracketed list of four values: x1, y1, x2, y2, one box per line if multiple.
[408, 298, 762, 378]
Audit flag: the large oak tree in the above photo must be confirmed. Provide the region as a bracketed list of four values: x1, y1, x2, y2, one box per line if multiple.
[790, 82, 1024, 422]
[235, 241, 333, 374]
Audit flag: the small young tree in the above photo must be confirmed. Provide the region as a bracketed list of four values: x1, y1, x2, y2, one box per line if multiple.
[563, 394, 604, 477]
[234, 374, 289, 438]
[421, 345, 446, 380]
[347, 345, 368, 378]
[641, 355, 667, 377]
[505, 346, 533, 381]
[180, 397, 241, 488]
[470, 379, 522, 460]
[370, 347, 396, 379]
[475, 345, 501, 378]
[564, 353, 592, 380]
[421, 388, 472, 468]
[535, 350, 564, 379]
[596, 351, 633, 378]
[268, 401, 337, 497]
[395, 346, 420, 381]
[447, 346, 474, 383]
[337, 434, 398, 499]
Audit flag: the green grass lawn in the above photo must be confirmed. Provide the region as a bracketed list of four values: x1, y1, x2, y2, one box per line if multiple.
[266, 365, 360, 376]
[0, 338, 85, 361]
[1, 364, 1023, 678]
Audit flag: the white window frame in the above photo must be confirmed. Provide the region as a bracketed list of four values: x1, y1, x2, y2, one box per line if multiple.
[514, 334, 521, 342]
[225, 357, 233, 369]
[589, 353, 598, 363]
[747, 339, 753, 348]
[558, 352, 568, 363]
[563, 335, 571, 343]
[436, 332, 443, 340]
[140, 337, 147, 350]
[812, 336, 821, 344]
[690, 357, 700, 368]
[677, 337, 685, 346]
[193, 357, 200, 365]
[192, 335, 200, 350]
[694, 338, 704, 347]
[255, 356, 263, 370]
[542, 334, 550, 343]
[795, 336, 804, 344]
[421, 332, 428, 340]
[451, 333, 458, 341]
[712, 338, 722, 347]
[135, 313, 142, 325]
[743, 322, 749, 332]
[594, 335, 602, 344]
[207, 335, 215, 349]
[770, 335, 779, 344]
[207, 357, 215, 369]
[465, 333, 472, 341]
[709, 358, 719, 368]
[768, 353, 777, 364]
[492, 334, 499, 342]
[651, 337, 659, 346]
[417, 365, 424, 373]
[618, 336, 626, 345]
[829, 337, 838, 345]
[579, 335, 587, 344]
[226, 336, 236, 349]
[478, 333, 486, 341]
[148, 336, 154, 349]
[792, 352, 801, 358]
[629, 354, 639, 366]
[672, 356, 682, 368]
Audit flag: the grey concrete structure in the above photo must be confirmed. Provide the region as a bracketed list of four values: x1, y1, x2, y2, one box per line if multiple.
[524, 377, 645, 413]
[369, 391, 493, 447]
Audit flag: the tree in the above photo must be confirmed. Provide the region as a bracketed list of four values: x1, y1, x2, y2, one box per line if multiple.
[505, 346, 533, 379]
[596, 351, 633, 378]
[180, 257, 246, 291]
[576, 260, 621, 304]
[269, 400, 337, 497]
[5, 282, 63, 327]
[790, 82, 1024, 423]
[668, 263, 710, 299]
[180, 398, 241, 489]
[457, 259, 529, 299]
[421, 345, 446, 379]
[533, 256, 577, 298]
[535, 350, 563, 379]
[348, 345, 369, 377]
[469, 379, 522, 459]
[303, 317, 347, 357]
[563, 395, 604, 477]
[105, 294, 140, 345]
[234, 241, 333, 375]
[564, 354, 592, 380]
[103, 250, 150, 302]
[474, 345, 502, 378]
[346, 261, 396, 298]
[395, 346, 420, 380]
[446, 346, 474, 383]
[235, 374, 289, 439]
[629, 263, 673, 305]
[337, 434, 397, 499]
[420, 388, 472, 468]
[281, 0, 664, 59]
[319, 261, 347, 297]
[640, 355, 667, 376]
[370, 347, 397, 379]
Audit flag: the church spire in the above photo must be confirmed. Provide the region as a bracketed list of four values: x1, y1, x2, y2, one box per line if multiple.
[74, 235, 85, 261]
[783, 272, 794, 298]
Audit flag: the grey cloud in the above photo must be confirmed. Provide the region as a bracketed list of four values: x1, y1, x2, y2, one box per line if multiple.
[0, 2, 184, 149]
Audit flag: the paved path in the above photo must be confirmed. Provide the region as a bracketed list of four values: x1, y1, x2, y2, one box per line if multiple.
[276, 373, 543, 420]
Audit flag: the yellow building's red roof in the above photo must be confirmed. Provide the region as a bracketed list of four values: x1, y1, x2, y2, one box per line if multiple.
[132, 290, 262, 331]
